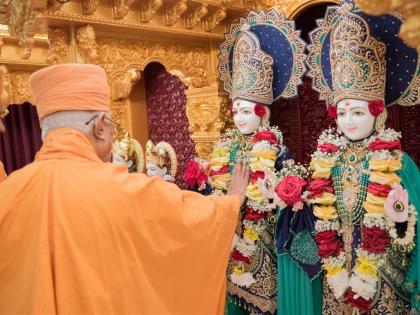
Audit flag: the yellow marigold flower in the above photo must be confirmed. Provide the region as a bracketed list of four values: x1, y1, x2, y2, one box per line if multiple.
[356, 257, 378, 276]
[369, 171, 401, 186]
[309, 192, 336, 205]
[365, 193, 386, 205]
[244, 228, 259, 241]
[246, 182, 264, 201]
[232, 266, 244, 275]
[313, 205, 338, 220]
[211, 173, 230, 190]
[369, 160, 402, 172]
[210, 156, 229, 167]
[212, 147, 230, 158]
[363, 201, 385, 214]
[250, 159, 275, 172]
[252, 150, 277, 160]
[323, 263, 343, 277]
[310, 158, 335, 179]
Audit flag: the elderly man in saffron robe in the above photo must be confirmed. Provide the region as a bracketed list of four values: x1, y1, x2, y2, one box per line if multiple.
[0, 63, 249, 314]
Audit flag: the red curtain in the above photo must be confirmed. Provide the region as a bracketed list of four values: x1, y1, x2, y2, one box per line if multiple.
[0, 103, 42, 175]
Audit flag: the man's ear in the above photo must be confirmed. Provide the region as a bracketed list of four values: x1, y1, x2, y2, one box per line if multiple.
[93, 113, 106, 140]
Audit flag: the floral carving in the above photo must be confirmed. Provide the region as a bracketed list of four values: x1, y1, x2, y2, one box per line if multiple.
[77, 25, 98, 63]
[140, 0, 163, 23]
[110, 69, 141, 101]
[204, 8, 226, 32]
[96, 37, 208, 88]
[9, 70, 32, 105]
[185, 3, 208, 29]
[81, 0, 99, 15]
[113, 0, 135, 20]
[164, 0, 187, 26]
[46, 28, 70, 64]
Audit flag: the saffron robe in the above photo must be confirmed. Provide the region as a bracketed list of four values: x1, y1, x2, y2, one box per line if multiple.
[0, 161, 5, 182]
[0, 128, 240, 314]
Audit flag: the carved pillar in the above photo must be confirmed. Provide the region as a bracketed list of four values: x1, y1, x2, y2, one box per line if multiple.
[46, 28, 70, 64]
[185, 86, 227, 159]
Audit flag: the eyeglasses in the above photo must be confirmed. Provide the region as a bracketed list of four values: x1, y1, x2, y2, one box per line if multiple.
[85, 114, 121, 135]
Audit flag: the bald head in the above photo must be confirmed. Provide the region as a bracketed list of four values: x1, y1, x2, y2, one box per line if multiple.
[42, 110, 115, 162]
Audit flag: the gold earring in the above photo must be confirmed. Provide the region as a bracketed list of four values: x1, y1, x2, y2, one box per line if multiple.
[374, 108, 388, 133]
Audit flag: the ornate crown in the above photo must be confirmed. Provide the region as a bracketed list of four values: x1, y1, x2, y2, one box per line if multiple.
[146, 140, 178, 177]
[330, 8, 386, 104]
[307, 2, 420, 107]
[231, 31, 274, 105]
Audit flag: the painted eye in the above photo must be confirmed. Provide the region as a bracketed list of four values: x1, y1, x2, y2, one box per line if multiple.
[243, 110, 252, 114]
[337, 111, 346, 117]
[354, 111, 364, 116]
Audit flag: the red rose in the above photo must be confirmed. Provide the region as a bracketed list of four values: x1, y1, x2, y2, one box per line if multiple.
[361, 226, 389, 254]
[183, 161, 208, 188]
[244, 207, 266, 221]
[252, 130, 278, 145]
[275, 176, 306, 206]
[250, 171, 265, 184]
[367, 183, 391, 197]
[344, 290, 372, 312]
[327, 105, 337, 119]
[317, 143, 340, 153]
[232, 249, 251, 264]
[314, 231, 342, 258]
[209, 166, 229, 177]
[307, 179, 334, 198]
[368, 138, 402, 151]
[254, 103, 267, 117]
[368, 99, 385, 116]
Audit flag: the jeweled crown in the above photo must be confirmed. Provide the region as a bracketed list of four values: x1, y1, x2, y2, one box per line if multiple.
[231, 31, 274, 105]
[113, 133, 134, 161]
[330, 8, 386, 103]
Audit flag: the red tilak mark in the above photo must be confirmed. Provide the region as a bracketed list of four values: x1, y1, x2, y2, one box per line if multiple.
[344, 101, 350, 106]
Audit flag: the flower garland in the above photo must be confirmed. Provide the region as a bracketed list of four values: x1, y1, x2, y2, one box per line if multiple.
[205, 125, 284, 287]
[308, 127, 416, 312]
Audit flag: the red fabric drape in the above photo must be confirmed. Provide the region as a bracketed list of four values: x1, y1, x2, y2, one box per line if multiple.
[0, 103, 42, 175]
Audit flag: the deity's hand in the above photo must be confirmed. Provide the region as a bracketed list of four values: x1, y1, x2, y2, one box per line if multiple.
[227, 160, 250, 205]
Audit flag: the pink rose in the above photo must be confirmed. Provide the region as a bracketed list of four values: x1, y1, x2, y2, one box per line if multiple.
[275, 176, 306, 206]
[307, 179, 333, 198]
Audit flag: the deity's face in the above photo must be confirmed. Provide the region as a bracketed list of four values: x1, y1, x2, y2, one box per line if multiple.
[232, 99, 262, 135]
[112, 153, 133, 169]
[146, 162, 168, 178]
[336, 99, 375, 141]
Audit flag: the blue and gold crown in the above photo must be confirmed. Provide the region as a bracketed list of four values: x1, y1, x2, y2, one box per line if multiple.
[231, 31, 274, 105]
[218, 9, 306, 105]
[307, 1, 420, 106]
